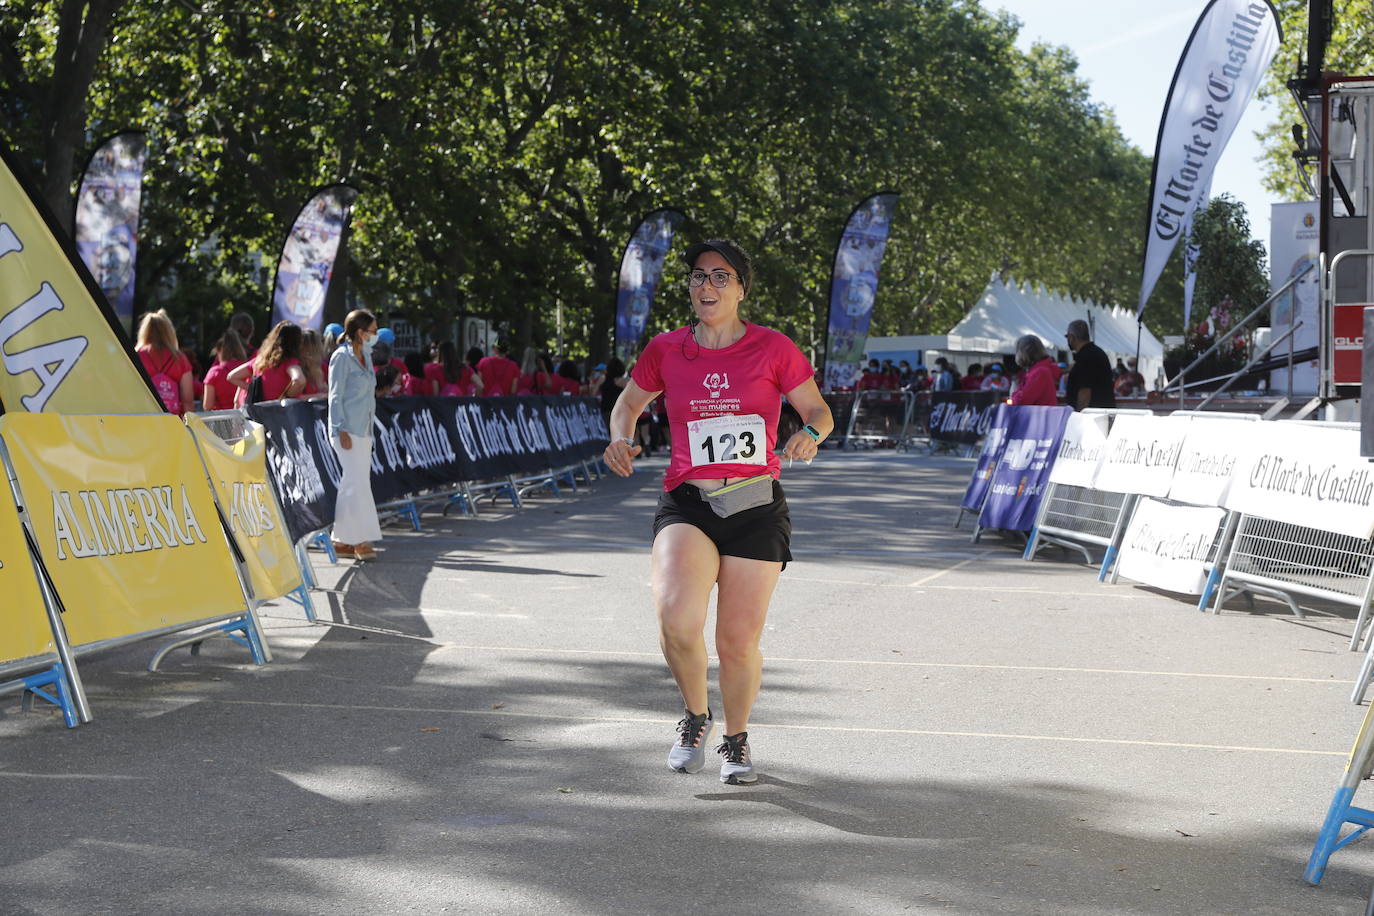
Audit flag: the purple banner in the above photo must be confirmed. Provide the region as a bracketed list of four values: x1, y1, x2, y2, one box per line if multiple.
[977, 405, 1072, 531]
[74, 132, 147, 331]
[614, 209, 684, 359]
[960, 403, 1011, 511]
[823, 192, 898, 391]
[271, 184, 358, 331]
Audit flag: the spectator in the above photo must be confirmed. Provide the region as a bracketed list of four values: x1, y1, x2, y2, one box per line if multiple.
[553, 360, 583, 396]
[465, 346, 485, 389]
[201, 326, 248, 412]
[980, 363, 1010, 392]
[599, 357, 627, 427]
[588, 361, 607, 394]
[910, 366, 930, 390]
[880, 360, 900, 390]
[136, 309, 194, 415]
[435, 341, 482, 396]
[897, 360, 916, 389]
[516, 346, 550, 395]
[228, 320, 306, 404]
[1011, 335, 1061, 406]
[478, 339, 520, 396]
[422, 340, 446, 395]
[375, 364, 401, 396]
[932, 358, 956, 392]
[1064, 319, 1115, 410]
[297, 328, 328, 398]
[1113, 357, 1128, 379]
[230, 311, 257, 359]
[1056, 362, 1069, 398]
[1114, 356, 1147, 397]
[402, 351, 429, 396]
[961, 363, 984, 390]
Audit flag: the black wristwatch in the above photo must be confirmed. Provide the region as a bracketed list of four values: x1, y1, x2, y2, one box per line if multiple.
[803, 424, 822, 442]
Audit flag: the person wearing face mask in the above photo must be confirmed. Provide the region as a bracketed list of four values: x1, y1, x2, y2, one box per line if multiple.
[328, 309, 382, 561]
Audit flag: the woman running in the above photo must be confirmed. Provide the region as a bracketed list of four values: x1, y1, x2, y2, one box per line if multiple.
[604, 238, 832, 784]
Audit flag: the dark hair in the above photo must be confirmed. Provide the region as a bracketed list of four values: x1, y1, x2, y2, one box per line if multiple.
[465, 346, 484, 369]
[605, 357, 626, 380]
[557, 360, 581, 382]
[683, 239, 753, 293]
[343, 308, 376, 343]
[403, 351, 424, 377]
[213, 327, 247, 363]
[438, 341, 464, 384]
[254, 320, 303, 372]
[230, 312, 255, 345]
[375, 365, 399, 393]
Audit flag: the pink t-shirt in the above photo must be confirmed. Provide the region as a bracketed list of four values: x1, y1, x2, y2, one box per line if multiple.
[423, 362, 444, 395]
[402, 373, 429, 396]
[203, 359, 244, 408]
[478, 355, 520, 397]
[257, 357, 301, 401]
[632, 324, 814, 491]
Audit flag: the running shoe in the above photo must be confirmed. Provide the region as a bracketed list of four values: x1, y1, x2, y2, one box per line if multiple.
[668, 710, 713, 773]
[717, 731, 757, 785]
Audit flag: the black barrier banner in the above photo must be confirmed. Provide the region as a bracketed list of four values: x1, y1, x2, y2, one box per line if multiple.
[928, 390, 1000, 444]
[251, 396, 608, 542]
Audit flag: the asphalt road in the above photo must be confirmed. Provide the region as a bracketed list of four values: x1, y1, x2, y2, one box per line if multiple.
[2, 450, 1372, 914]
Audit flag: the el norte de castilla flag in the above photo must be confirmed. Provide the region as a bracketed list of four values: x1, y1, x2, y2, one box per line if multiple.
[1138, 0, 1281, 317]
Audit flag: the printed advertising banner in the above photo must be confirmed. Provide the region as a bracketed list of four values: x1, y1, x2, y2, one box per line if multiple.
[960, 403, 1011, 511]
[1269, 201, 1320, 394]
[930, 390, 1001, 444]
[251, 396, 610, 543]
[0, 142, 160, 414]
[1225, 424, 1374, 539]
[614, 209, 684, 359]
[1137, 0, 1280, 315]
[74, 132, 146, 331]
[0, 414, 247, 647]
[1168, 417, 1260, 506]
[1117, 498, 1225, 594]
[186, 415, 302, 601]
[1048, 413, 1110, 487]
[1092, 415, 1190, 497]
[823, 192, 899, 391]
[271, 184, 358, 331]
[979, 405, 1072, 531]
[0, 483, 54, 671]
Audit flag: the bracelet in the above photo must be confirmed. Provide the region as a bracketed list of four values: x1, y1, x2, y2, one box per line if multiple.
[619, 437, 636, 448]
[803, 424, 822, 442]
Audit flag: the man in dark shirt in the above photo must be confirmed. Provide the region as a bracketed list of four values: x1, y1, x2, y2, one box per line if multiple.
[1064, 319, 1115, 410]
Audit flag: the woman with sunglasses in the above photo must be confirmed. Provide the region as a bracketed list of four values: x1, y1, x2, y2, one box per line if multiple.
[604, 238, 833, 785]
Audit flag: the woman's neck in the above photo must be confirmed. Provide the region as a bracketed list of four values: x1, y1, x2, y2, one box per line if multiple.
[693, 318, 747, 349]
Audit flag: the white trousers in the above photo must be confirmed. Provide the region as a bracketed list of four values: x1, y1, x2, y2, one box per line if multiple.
[331, 434, 382, 544]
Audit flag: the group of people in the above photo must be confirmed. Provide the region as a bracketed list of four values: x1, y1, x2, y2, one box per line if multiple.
[133, 311, 611, 418]
[848, 320, 1146, 412]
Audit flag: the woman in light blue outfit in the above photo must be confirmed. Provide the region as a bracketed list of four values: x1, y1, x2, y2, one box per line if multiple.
[327, 309, 381, 561]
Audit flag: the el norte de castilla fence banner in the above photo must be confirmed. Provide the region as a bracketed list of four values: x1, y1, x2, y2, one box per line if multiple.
[930, 390, 1002, 445]
[250, 395, 610, 543]
[1138, 0, 1280, 314]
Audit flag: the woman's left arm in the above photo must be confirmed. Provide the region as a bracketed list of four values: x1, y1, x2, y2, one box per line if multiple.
[780, 378, 834, 462]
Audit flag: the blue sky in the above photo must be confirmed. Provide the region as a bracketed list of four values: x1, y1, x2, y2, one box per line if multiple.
[993, 0, 1287, 246]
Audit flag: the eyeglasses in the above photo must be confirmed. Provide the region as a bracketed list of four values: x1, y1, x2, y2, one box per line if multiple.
[687, 269, 741, 289]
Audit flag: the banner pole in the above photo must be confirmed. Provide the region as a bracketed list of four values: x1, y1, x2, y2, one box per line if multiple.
[0, 436, 92, 724]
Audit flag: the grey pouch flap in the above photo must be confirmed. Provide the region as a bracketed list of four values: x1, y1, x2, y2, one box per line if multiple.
[701, 474, 774, 519]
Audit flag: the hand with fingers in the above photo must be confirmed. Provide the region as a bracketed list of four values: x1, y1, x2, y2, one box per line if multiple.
[604, 437, 642, 476]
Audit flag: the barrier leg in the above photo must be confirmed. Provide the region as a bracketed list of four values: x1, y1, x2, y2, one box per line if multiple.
[402, 500, 421, 532]
[8, 664, 79, 728]
[1098, 494, 1136, 583]
[285, 584, 318, 624]
[312, 531, 338, 564]
[147, 610, 272, 672]
[1351, 640, 1374, 705]
[1350, 573, 1374, 652]
[1307, 696, 1374, 883]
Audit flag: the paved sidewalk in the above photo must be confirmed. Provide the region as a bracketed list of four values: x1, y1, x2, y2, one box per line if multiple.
[2, 451, 1373, 914]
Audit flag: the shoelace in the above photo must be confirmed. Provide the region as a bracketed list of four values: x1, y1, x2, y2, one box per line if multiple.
[676, 715, 708, 748]
[717, 737, 749, 764]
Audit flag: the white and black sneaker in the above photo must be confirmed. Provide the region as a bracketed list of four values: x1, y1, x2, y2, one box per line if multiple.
[717, 731, 757, 785]
[668, 710, 713, 773]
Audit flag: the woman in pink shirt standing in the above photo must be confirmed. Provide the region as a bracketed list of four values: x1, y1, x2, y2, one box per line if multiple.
[228, 320, 307, 404]
[1010, 334, 1062, 406]
[201, 327, 248, 412]
[136, 309, 195, 414]
[603, 239, 834, 786]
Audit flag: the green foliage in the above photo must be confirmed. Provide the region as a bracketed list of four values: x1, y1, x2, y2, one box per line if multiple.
[4, 0, 1155, 361]
[1190, 195, 1270, 320]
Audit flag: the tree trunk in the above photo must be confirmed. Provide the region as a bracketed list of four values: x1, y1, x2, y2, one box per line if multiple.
[40, 0, 125, 236]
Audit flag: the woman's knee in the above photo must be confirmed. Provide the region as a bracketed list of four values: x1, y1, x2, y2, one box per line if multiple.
[715, 620, 764, 665]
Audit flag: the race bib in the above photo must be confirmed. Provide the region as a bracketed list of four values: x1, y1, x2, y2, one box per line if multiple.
[687, 414, 766, 468]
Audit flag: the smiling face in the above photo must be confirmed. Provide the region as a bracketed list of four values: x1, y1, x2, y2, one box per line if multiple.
[690, 250, 745, 326]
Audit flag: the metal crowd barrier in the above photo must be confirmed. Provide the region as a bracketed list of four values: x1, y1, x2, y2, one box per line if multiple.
[843, 390, 915, 448]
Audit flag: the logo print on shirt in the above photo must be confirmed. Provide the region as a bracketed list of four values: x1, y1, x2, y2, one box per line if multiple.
[702, 372, 730, 399]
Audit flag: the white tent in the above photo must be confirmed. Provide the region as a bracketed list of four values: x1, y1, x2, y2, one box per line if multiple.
[866, 275, 1165, 387]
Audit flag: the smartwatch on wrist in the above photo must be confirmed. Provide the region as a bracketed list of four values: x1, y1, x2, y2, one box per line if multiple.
[803, 424, 822, 442]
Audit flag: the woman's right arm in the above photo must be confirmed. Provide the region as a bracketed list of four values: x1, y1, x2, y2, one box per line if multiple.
[227, 362, 252, 389]
[604, 379, 660, 477]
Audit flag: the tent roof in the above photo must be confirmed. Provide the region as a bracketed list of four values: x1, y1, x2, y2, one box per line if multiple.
[948, 275, 1163, 360]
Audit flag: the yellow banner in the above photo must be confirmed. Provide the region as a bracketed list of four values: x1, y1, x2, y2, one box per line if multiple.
[185, 414, 303, 601]
[0, 479, 54, 669]
[0, 413, 246, 647]
[0, 147, 159, 413]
